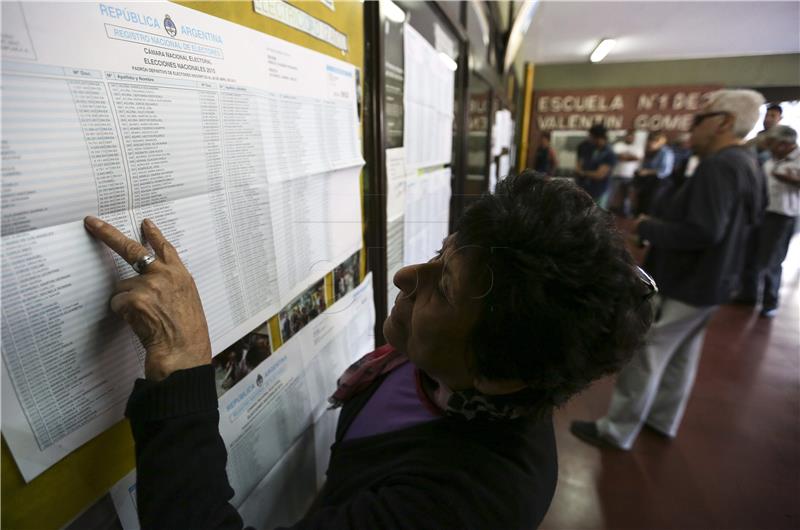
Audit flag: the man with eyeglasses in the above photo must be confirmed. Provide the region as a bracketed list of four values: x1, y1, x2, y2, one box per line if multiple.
[571, 89, 767, 451]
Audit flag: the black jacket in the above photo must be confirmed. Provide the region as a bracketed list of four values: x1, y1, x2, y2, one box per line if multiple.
[127, 364, 558, 529]
[638, 145, 766, 307]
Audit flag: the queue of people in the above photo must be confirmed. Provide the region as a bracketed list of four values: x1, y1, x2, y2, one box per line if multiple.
[531, 106, 796, 321]
[533, 125, 687, 216]
[561, 95, 799, 453]
[533, 105, 794, 225]
[530, 94, 798, 475]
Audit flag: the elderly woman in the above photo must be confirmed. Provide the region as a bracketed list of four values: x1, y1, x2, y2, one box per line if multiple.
[84, 171, 653, 529]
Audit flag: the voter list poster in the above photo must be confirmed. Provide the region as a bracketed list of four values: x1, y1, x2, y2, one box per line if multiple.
[403, 24, 455, 171]
[108, 276, 376, 530]
[1, 1, 363, 481]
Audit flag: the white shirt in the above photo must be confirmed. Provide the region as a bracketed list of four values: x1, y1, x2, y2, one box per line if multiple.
[764, 146, 800, 217]
[685, 155, 700, 177]
[612, 141, 641, 179]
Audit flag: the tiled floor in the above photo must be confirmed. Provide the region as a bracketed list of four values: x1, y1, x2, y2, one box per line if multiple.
[541, 232, 800, 530]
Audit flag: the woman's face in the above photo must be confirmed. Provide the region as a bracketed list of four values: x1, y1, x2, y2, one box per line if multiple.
[383, 235, 490, 390]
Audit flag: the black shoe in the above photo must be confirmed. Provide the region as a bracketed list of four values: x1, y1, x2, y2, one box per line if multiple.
[569, 421, 625, 450]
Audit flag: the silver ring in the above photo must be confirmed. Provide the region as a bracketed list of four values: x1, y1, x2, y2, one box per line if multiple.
[132, 254, 157, 274]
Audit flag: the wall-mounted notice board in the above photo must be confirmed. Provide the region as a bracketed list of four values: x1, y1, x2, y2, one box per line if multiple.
[384, 14, 457, 315]
[1, 1, 369, 528]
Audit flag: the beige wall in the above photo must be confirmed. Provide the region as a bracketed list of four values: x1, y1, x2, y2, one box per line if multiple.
[532, 54, 800, 90]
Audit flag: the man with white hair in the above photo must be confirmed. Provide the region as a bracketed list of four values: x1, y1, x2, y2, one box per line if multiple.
[738, 125, 800, 317]
[571, 89, 766, 450]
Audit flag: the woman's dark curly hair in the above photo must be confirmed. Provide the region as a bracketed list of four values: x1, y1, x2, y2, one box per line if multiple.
[454, 170, 653, 410]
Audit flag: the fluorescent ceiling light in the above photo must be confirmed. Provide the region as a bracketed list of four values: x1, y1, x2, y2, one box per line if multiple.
[503, 0, 540, 73]
[590, 38, 616, 63]
[382, 0, 405, 24]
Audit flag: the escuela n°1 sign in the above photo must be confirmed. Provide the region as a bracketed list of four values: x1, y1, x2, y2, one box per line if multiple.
[533, 85, 721, 133]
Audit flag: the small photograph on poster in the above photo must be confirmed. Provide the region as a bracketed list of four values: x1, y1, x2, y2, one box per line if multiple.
[213, 323, 273, 397]
[279, 279, 327, 343]
[334, 251, 361, 301]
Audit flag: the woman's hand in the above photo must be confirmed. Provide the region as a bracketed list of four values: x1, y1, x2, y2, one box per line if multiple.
[84, 216, 212, 381]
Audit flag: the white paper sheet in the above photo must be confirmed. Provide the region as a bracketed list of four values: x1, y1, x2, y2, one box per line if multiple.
[385, 147, 407, 222]
[403, 25, 455, 170]
[1, 1, 363, 481]
[403, 168, 452, 266]
[219, 275, 374, 507]
[109, 469, 139, 530]
[492, 109, 513, 157]
[233, 405, 340, 529]
[498, 154, 510, 182]
[385, 147, 407, 314]
[237, 416, 323, 529]
[270, 166, 362, 307]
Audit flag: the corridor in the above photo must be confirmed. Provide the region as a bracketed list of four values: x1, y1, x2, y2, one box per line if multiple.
[542, 233, 800, 530]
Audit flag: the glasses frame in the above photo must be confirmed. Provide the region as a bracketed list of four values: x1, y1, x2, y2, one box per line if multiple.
[635, 266, 658, 302]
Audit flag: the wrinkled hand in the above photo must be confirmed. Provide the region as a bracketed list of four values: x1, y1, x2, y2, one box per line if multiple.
[84, 216, 211, 381]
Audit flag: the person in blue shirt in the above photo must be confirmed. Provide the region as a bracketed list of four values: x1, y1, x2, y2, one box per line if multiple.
[575, 124, 617, 202]
[633, 131, 675, 215]
[751, 104, 783, 166]
[670, 133, 692, 180]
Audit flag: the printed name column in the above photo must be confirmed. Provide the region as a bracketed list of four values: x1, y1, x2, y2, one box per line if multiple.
[2, 66, 139, 451]
[108, 75, 249, 346]
[71, 71, 136, 281]
[204, 82, 247, 332]
[220, 86, 279, 318]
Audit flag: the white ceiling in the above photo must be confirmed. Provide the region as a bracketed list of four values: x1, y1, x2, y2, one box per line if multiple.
[518, 1, 800, 65]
